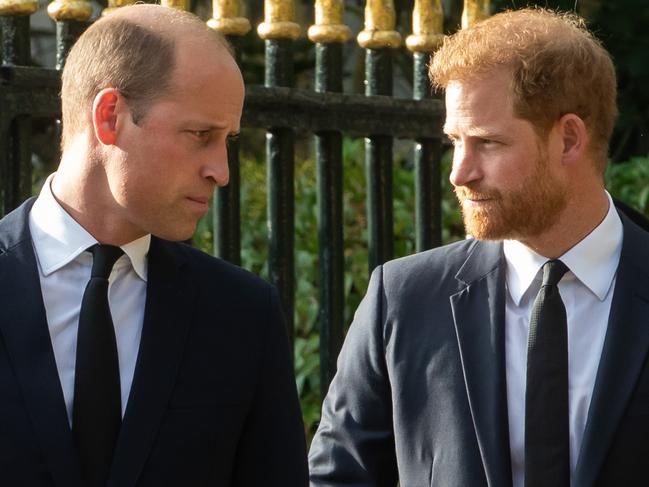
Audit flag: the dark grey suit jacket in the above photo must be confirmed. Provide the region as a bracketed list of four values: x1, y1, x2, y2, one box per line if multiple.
[0, 199, 309, 487]
[309, 212, 649, 487]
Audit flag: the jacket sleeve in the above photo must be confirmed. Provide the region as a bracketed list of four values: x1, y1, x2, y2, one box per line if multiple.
[232, 285, 309, 487]
[309, 266, 398, 487]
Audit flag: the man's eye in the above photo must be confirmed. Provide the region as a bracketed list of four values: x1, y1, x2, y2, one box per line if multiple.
[227, 134, 240, 144]
[478, 138, 498, 146]
[189, 130, 211, 140]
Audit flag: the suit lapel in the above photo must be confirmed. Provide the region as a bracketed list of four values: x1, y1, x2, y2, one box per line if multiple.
[0, 200, 82, 487]
[574, 217, 649, 487]
[451, 240, 513, 487]
[109, 237, 196, 487]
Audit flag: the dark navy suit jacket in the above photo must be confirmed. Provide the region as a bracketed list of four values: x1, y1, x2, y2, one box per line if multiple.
[310, 211, 649, 487]
[0, 199, 308, 487]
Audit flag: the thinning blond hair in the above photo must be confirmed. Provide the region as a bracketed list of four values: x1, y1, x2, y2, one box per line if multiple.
[61, 4, 231, 148]
[429, 8, 617, 173]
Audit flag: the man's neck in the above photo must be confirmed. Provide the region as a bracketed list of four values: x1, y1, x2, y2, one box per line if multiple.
[51, 148, 145, 246]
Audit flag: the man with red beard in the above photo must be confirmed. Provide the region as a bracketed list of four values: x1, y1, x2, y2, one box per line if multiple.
[310, 8, 649, 487]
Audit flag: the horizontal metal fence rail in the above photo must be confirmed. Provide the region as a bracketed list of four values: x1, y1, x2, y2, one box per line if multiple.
[0, 0, 490, 397]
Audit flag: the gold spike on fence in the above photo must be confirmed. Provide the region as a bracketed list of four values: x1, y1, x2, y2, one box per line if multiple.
[160, 0, 191, 11]
[208, 0, 251, 36]
[258, 0, 301, 40]
[0, 0, 38, 16]
[308, 0, 351, 44]
[461, 0, 490, 29]
[357, 0, 401, 49]
[47, 0, 91, 21]
[406, 0, 444, 52]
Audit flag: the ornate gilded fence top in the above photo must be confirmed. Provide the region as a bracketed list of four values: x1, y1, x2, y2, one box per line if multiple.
[406, 0, 444, 52]
[0, 0, 493, 52]
[257, 0, 301, 40]
[208, 0, 251, 36]
[47, 0, 92, 21]
[308, 0, 351, 44]
[0, 0, 37, 16]
[462, 0, 490, 29]
[357, 0, 402, 49]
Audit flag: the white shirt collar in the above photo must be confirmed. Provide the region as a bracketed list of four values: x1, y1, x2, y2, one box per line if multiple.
[504, 191, 622, 305]
[28, 174, 150, 281]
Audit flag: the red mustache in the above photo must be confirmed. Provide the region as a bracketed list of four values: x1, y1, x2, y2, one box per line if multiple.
[454, 186, 501, 201]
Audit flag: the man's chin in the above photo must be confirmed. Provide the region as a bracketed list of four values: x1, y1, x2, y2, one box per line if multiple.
[463, 214, 512, 240]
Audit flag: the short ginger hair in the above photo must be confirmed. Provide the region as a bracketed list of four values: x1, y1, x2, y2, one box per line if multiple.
[429, 8, 618, 172]
[60, 4, 230, 148]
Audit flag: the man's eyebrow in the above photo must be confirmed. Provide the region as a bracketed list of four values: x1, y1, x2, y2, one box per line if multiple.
[443, 125, 501, 138]
[181, 120, 230, 130]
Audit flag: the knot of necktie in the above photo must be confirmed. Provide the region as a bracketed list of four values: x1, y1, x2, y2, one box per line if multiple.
[541, 259, 569, 287]
[89, 244, 124, 279]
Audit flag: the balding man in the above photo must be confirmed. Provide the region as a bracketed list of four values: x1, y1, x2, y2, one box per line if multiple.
[0, 5, 307, 487]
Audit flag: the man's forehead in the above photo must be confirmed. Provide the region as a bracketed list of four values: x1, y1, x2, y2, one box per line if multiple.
[442, 75, 522, 136]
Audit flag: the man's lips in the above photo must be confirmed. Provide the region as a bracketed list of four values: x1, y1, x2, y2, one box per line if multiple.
[186, 196, 211, 212]
[462, 198, 494, 208]
[187, 196, 210, 204]
[455, 187, 499, 202]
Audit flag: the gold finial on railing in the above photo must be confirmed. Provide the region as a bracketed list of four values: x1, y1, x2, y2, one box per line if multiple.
[101, 0, 136, 16]
[461, 0, 490, 29]
[257, 0, 300, 40]
[308, 0, 351, 44]
[357, 0, 401, 49]
[406, 0, 443, 52]
[47, 0, 92, 21]
[0, 0, 38, 16]
[208, 0, 251, 36]
[160, 0, 190, 11]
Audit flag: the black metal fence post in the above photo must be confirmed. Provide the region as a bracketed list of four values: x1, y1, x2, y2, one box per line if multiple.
[357, 1, 402, 272]
[0, 2, 36, 214]
[258, 0, 301, 355]
[308, 0, 350, 399]
[406, 0, 445, 251]
[208, 3, 252, 265]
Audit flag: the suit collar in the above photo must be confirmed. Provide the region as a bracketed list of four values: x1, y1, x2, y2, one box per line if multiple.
[109, 237, 195, 487]
[454, 238, 503, 286]
[574, 212, 649, 486]
[452, 239, 513, 487]
[0, 198, 83, 487]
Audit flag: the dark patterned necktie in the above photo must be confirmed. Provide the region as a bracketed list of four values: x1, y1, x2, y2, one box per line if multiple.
[525, 259, 570, 487]
[73, 244, 123, 486]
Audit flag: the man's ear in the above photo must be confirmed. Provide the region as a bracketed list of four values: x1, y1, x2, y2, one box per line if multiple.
[92, 88, 121, 146]
[557, 113, 588, 165]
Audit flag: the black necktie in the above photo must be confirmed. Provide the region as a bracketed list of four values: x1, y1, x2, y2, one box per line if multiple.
[525, 259, 570, 487]
[73, 244, 124, 486]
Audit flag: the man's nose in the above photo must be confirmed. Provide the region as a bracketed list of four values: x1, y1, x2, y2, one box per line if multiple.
[201, 142, 230, 187]
[449, 143, 482, 188]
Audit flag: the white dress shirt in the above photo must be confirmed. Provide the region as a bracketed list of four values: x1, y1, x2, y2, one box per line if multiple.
[28, 174, 150, 424]
[504, 192, 623, 487]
